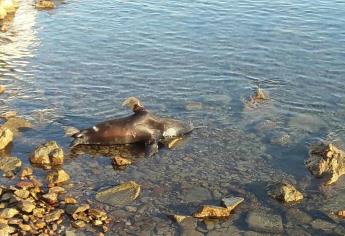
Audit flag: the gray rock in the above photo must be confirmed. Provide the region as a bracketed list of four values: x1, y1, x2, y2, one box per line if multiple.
[285, 208, 313, 225]
[0, 156, 21, 173]
[246, 211, 284, 234]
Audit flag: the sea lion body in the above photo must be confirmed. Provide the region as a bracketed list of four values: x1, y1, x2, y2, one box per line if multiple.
[71, 98, 193, 156]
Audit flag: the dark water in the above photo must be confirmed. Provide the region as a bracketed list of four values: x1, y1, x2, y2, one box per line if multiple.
[1, 0, 345, 235]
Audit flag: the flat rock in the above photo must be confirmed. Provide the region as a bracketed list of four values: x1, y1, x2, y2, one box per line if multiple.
[45, 209, 64, 223]
[65, 204, 90, 215]
[222, 196, 244, 210]
[193, 205, 231, 218]
[306, 143, 345, 185]
[0, 128, 13, 150]
[0, 156, 21, 173]
[30, 141, 64, 166]
[2, 117, 32, 134]
[246, 211, 283, 234]
[0, 208, 19, 219]
[182, 186, 212, 202]
[46, 169, 70, 187]
[169, 214, 190, 223]
[0, 111, 16, 120]
[267, 182, 303, 203]
[96, 181, 140, 206]
[19, 200, 35, 213]
[112, 156, 132, 166]
[35, 0, 56, 9]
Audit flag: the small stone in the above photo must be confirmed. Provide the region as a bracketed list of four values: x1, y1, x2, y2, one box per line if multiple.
[19, 223, 31, 231]
[72, 220, 86, 228]
[16, 181, 35, 189]
[0, 223, 15, 235]
[0, 156, 21, 174]
[1, 193, 12, 201]
[45, 209, 64, 223]
[35, 220, 46, 229]
[14, 189, 30, 199]
[88, 208, 107, 219]
[246, 211, 283, 233]
[93, 220, 103, 226]
[19, 200, 35, 213]
[42, 192, 58, 204]
[35, 0, 56, 9]
[96, 181, 141, 206]
[19, 167, 33, 180]
[267, 182, 303, 203]
[48, 186, 65, 194]
[193, 205, 231, 219]
[46, 169, 70, 187]
[0, 208, 19, 219]
[169, 214, 189, 223]
[0, 86, 5, 94]
[33, 208, 45, 218]
[65, 204, 90, 215]
[112, 156, 132, 166]
[0, 127, 13, 150]
[30, 141, 64, 166]
[64, 196, 77, 204]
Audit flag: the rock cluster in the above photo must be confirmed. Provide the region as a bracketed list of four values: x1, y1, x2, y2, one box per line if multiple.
[0, 169, 110, 235]
[35, 0, 55, 9]
[267, 182, 303, 203]
[305, 143, 345, 185]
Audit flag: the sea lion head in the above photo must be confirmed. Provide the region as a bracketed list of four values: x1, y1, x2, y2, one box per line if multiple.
[122, 97, 144, 112]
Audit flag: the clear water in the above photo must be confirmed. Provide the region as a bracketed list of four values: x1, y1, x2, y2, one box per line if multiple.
[1, 0, 345, 235]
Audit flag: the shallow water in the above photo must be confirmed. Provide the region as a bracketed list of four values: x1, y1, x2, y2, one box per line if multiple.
[1, 0, 345, 235]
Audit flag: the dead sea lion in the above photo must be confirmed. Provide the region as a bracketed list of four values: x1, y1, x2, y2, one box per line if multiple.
[70, 97, 193, 157]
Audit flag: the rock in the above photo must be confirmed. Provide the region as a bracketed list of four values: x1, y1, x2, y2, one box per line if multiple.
[244, 87, 269, 109]
[64, 126, 80, 137]
[88, 209, 107, 219]
[0, 85, 5, 94]
[270, 133, 290, 146]
[35, 220, 46, 229]
[182, 186, 212, 202]
[112, 156, 132, 167]
[35, 0, 56, 9]
[167, 137, 183, 149]
[285, 208, 313, 225]
[19, 223, 31, 231]
[221, 196, 244, 210]
[14, 189, 30, 199]
[169, 214, 190, 223]
[267, 182, 303, 203]
[310, 219, 337, 231]
[65, 204, 90, 215]
[2, 117, 32, 134]
[0, 208, 19, 219]
[72, 220, 86, 228]
[0, 156, 21, 173]
[16, 180, 35, 189]
[33, 208, 45, 218]
[96, 181, 141, 206]
[45, 209, 64, 223]
[288, 114, 325, 133]
[193, 205, 231, 218]
[64, 196, 77, 204]
[42, 192, 58, 204]
[0, 127, 13, 150]
[19, 167, 33, 180]
[246, 211, 283, 233]
[305, 143, 345, 184]
[46, 169, 70, 187]
[336, 210, 345, 219]
[30, 141, 64, 166]
[0, 111, 16, 120]
[19, 200, 35, 213]
[0, 223, 15, 235]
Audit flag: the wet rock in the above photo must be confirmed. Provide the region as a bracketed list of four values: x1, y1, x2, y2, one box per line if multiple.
[305, 143, 345, 185]
[19, 223, 31, 231]
[182, 186, 212, 202]
[0, 223, 15, 235]
[0, 127, 13, 150]
[45, 209, 64, 223]
[285, 208, 313, 225]
[88, 209, 107, 219]
[42, 192, 58, 204]
[2, 117, 32, 134]
[310, 219, 337, 231]
[221, 196, 244, 210]
[270, 133, 290, 146]
[167, 137, 183, 149]
[30, 141, 64, 166]
[14, 189, 30, 199]
[112, 156, 132, 167]
[35, 0, 56, 9]
[185, 101, 203, 111]
[16, 180, 35, 189]
[19, 167, 33, 180]
[0, 208, 19, 219]
[336, 210, 345, 219]
[193, 205, 232, 219]
[0, 111, 16, 120]
[169, 214, 190, 223]
[267, 182, 303, 203]
[64, 196, 78, 204]
[96, 181, 140, 206]
[46, 169, 70, 187]
[18, 200, 35, 213]
[246, 211, 283, 233]
[65, 204, 90, 215]
[0, 156, 21, 173]
[244, 87, 269, 109]
[288, 114, 325, 133]
[0, 85, 5, 94]
[72, 220, 86, 228]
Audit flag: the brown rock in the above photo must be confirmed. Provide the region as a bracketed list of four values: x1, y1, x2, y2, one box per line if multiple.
[48, 186, 65, 194]
[35, 220, 46, 229]
[88, 209, 107, 219]
[0, 111, 17, 120]
[64, 196, 77, 204]
[19, 223, 31, 231]
[33, 208, 45, 218]
[19, 167, 33, 180]
[267, 182, 303, 203]
[42, 192, 58, 204]
[0, 223, 15, 235]
[14, 189, 30, 199]
[2, 117, 32, 134]
[19, 200, 35, 213]
[244, 87, 269, 109]
[30, 141, 64, 166]
[305, 143, 345, 185]
[35, 0, 56, 9]
[193, 205, 231, 219]
[45, 209, 64, 223]
[16, 181, 35, 189]
[72, 220, 86, 228]
[46, 169, 70, 187]
[65, 204, 90, 215]
[0, 127, 13, 150]
[112, 156, 132, 166]
[0, 208, 19, 219]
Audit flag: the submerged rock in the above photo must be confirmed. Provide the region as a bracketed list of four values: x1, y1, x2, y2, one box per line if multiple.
[2, 117, 32, 134]
[112, 156, 132, 167]
[96, 181, 141, 206]
[305, 143, 345, 185]
[267, 182, 303, 203]
[0, 128, 13, 150]
[30, 141, 64, 166]
[35, 0, 55, 9]
[222, 196, 244, 210]
[185, 101, 203, 111]
[46, 169, 70, 187]
[0, 156, 21, 173]
[246, 211, 283, 234]
[0, 111, 17, 120]
[244, 87, 269, 109]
